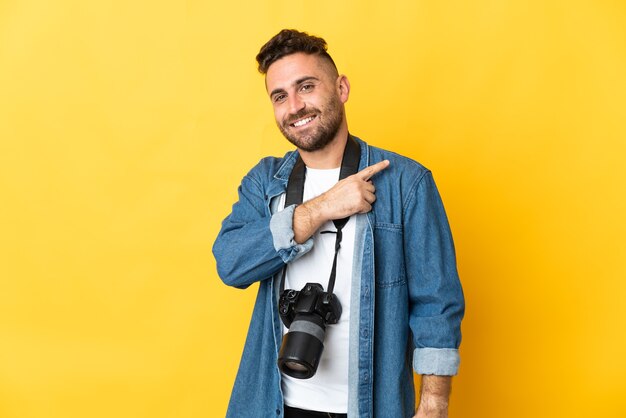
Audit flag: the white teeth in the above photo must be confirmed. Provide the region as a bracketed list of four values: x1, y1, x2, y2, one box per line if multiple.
[293, 116, 314, 127]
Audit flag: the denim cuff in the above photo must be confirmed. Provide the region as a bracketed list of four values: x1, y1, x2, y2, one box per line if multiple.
[269, 204, 314, 263]
[413, 347, 460, 376]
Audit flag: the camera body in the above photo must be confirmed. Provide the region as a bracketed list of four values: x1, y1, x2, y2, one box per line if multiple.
[279, 283, 342, 327]
[277, 282, 342, 379]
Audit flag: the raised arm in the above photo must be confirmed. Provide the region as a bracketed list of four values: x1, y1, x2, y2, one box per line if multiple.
[293, 160, 389, 242]
[214, 159, 390, 288]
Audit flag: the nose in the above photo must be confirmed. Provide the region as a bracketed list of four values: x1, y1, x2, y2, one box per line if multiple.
[287, 93, 305, 115]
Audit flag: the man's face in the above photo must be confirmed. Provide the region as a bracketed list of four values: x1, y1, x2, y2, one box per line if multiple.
[265, 52, 348, 152]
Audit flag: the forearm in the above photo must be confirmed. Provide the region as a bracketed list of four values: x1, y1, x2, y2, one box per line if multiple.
[415, 375, 451, 417]
[293, 198, 327, 243]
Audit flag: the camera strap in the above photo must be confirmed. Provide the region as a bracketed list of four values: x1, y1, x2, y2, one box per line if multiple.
[280, 136, 361, 295]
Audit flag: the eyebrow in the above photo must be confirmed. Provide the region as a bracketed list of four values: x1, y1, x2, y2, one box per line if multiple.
[269, 76, 320, 98]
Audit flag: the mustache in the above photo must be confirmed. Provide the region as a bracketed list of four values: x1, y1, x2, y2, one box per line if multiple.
[283, 108, 320, 126]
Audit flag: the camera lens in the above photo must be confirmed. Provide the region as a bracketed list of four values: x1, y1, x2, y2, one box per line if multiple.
[277, 313, 326, 379]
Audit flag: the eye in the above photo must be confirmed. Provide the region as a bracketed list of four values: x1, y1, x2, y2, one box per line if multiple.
[273, 93, 287, 103]
[299, 84, 314, 93]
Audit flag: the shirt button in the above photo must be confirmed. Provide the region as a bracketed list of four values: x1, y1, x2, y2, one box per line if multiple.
[363, 329, 369, 337]
[363, 373, 369, 382]
[276, 409, 281, 415]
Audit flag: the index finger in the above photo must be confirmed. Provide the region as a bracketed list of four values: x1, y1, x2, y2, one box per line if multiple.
[357, 160, 390, 180]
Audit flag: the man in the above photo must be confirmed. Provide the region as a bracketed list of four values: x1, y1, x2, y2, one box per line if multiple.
[213, 29, 464, 418]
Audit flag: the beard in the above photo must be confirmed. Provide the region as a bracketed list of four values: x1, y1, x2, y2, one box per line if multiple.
[277, 93, 344, 152]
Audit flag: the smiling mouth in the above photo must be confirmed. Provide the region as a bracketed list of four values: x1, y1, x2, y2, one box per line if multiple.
[290, 115, 316, 128]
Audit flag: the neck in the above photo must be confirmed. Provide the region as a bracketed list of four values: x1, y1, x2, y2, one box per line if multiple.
[298, 125, 349, 169]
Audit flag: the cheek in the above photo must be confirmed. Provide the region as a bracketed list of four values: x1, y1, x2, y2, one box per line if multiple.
[273, 108, 283, 124]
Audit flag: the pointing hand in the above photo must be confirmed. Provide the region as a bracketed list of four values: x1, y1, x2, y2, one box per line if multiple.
[293, 160, 390, 243]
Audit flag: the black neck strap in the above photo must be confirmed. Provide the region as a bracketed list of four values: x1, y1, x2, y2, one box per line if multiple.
[280, 136, 361, 294]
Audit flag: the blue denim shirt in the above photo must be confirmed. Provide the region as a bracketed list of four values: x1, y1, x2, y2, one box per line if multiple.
[213, 137, 464, 418]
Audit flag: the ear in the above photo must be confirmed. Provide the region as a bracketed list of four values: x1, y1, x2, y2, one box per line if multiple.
[337, 75, 350, 103]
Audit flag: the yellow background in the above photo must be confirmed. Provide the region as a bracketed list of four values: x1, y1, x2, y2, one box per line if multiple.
[1, 1, 625, 417]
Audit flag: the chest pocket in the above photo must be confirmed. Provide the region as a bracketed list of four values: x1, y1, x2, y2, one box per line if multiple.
[373, 223, 406, 288]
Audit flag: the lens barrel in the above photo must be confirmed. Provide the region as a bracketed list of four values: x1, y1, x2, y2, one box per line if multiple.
[277, 313, 326, 379]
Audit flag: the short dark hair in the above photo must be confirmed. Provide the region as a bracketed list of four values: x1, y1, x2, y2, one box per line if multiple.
[256, 29, 337, 74]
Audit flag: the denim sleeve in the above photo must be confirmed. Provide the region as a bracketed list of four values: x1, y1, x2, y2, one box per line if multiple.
[212, 173, 313, 289]
[404, 171, 465, 376]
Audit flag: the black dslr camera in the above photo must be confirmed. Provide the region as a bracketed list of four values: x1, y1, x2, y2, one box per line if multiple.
[277, 282, 342, 379]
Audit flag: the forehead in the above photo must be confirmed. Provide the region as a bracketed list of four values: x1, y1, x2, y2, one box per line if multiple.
[265, 52, 332, 92]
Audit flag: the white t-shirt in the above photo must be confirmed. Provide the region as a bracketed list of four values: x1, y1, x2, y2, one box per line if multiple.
[280, 166, 355, 413]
